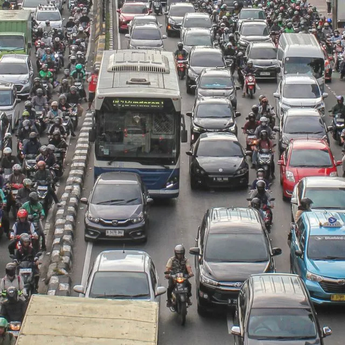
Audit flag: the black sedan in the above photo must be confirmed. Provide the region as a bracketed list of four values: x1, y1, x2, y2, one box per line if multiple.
[81, 172, 153, 242]
[187, 97, 240, 143]
[186, 132, 249, 190]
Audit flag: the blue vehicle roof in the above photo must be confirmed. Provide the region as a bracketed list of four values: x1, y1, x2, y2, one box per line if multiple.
[302, 211, 345, 236]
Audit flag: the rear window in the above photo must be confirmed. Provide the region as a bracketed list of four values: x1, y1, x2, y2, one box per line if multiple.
[196, 103, 233, 118]
[239, 10, 266, 20]
[36, 11, 61, 21]
[191, 52, 224, 67]
[23, 0, 48, 7]
[170, 6, 194, 16]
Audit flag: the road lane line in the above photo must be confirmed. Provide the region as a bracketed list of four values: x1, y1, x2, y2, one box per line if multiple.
[79, 241, 93, 297]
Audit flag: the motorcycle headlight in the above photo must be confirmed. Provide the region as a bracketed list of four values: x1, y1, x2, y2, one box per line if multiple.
[168, 18, 176, 24]
[285, 170, 295, 182]
[131, 212, 143, 224]
[195, 167, 206, 175]
[188, 69, 198, 80]
[87, 213, 99, 223]
[306, 271, 323, 282]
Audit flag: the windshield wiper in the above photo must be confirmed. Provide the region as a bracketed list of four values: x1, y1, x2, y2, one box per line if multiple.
[94, 293, 148, 298]
[126, 198, 138, 203]
[124, 293, 149, 297]
[323, 256, 345, 260]
[96, 199, 124, 205]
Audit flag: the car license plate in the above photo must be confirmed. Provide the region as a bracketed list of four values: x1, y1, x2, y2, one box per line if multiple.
[331, 294, 345, 301]
[228, 298, 237, 305]
[38, 186, 48, 190]
[260, 72, 270, 76]
[214, 177, 228, 182]
[19, 268, 32, 274]
[106, 230, 124, 237]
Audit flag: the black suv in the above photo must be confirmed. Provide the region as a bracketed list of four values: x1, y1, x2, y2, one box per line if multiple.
[187, 97, 240, 143]
[236, 20, 271, 51]
[231, 274, 332, 344]
[193, 67, 240, 110]
[165, 3, 195, 37]
[189, 207, 281, 315]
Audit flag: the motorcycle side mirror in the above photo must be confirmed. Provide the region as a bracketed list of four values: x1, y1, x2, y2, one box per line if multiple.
[16, 98, 22, 104]
[125, 34, 130, 39]
[270, 198, 275, 201]
[273, 92, 280, 98]
[295, 249, 303, 257]
[186, 151, 193, 156]
[80, 197, 88, 204]
[273, 126, 279, 132]
[272, 247, 282, 256]
[146, 197, 154, 204]
[162, 34, 167, 39]
[246, 198, 251, 201]
[186, 112, 192, 117]
[164, 11, 168, 14]
[190, 85, 196, 89]
[327, 126, 333, 132]
[245, 150, 252, 156]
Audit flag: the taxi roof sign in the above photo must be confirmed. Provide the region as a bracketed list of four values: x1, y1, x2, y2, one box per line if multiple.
[319, 216, 342, 228]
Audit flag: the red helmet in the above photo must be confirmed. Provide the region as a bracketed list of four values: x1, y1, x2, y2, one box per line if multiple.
[17, 209, 28, 219]
[37, 161, 46, 168]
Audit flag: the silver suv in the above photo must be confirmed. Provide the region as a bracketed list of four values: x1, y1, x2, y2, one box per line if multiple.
[0, 82, 21, 129]
[0, 55, 33, 98]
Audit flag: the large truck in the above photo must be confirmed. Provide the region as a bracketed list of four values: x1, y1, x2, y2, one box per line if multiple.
[0, 10, 32, 57]
[16, 295, 159, 344]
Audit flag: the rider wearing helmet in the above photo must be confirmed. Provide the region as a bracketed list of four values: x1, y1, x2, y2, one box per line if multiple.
[23, 132, 41, 156]
[30, 77, 46, 98]
[15, 179, 33, 209]
[250, 168, 270, 190]
[48, 117, 66, 137]
[36, 145, 56, 168]
[331, 96, 345, 118]
[31, 88, 48, 110]
[165, 244, 194, 307]
[0, 264, 25, 303]
[241, 60, 256, 96]
[49, 130, 68, 150]
[70, 64, 86, 100]
[285, 22, 294, 33]
[67, 56, 77, 73]
[254, 116, 273, 139]
[295, 198, 313, 222]
[0, 286, 27, 324]
[58, 79, 70, 96]
[47, 101, 63, 121]
[243, 112, 259, 133]
[76, 51, 85, 65]
[17, 119, 37, 143]
[8, 209, 37, 256]
[249, 180, 274, 208]
[1, 148, 19, 171]
[7, 164, 25, 186]
[43, 19, 52, 33]
[174, 42, 188, 61]
[66, 86, 81, 105]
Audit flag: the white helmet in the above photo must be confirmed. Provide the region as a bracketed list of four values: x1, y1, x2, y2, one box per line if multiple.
[260, 116, 268, 124]
[3, 147, 12, 154]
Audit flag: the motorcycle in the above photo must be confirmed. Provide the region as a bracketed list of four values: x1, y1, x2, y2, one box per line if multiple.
[257, 148, 273, 179]
[176, 60, 187, 80]
[153, 0, 162, 15]
[262, 202, 274, 232]
[69, 103, 79, 130]
[36, 181, 52, 216]
[330, 113, 345, 145]
[244, 73, 256, 99]
[242, 128, 257, 156]
[74, 80, 85, 99]
[23, 154, 37, 179]
[165, 272, 190, 326]
[53, 149, 65, 178]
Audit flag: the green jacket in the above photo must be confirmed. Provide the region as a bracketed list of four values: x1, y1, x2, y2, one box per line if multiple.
[284, 28, 294, 33]
[21, 201, 45, 218]
[0, 333, 15, 345]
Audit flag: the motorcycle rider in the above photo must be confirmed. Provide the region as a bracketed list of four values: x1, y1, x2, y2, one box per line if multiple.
[2, 0, 11, 9]
[76, 26, 88, 40]
[258, 97, 275, 126]
[165, 244, 193, 307]
[249, 180, 274, 209]
[49, 130, 68, 150]
[0, 318, 16, 345]
[0, 286, 27, 323]
[41, 32, 52, 48]
[76, 50, 86, 65]
[61, 68, 75, 87]
[66, 86, 81, 105]
[74, 8, 82, 22]
[0, 263, 25, 302]
[250, 168, 270, 190]
[6, 165, 26, 215]
[65, 16, 75, 29]
[243, 112, 259, 133]
[250, 197, 265, 220]
[36, 43, 46, 70]
[16, 179, 33, 210]
[284, 22, 294, 33]
[331, 96, 345, 118]
[295, 198, 313, 222]
[241, 60, 256, 96]
[40, 47, 55, 64]
[31, 89, 48, 113]
[17, 120, 37, 144]
[42, 20, 53, 34]
[58, 79, 70, 96]
[1, 148, 19, 171]
[36, 145, 56, 168]
[58, 94, 72, 112]
[254, 116, 274, 139]
[29, 78, 46, 98]
[23, 133, 41, 156]
[33, 162, 61, 206]
[46, 101, 63, 121]
[251, 104, 260, 120]
[8, 209, 37, 256]
[70, 64, 86, 99]
[174, 42, 188, 62]
[47, 117, 67, 137]
[80, 8, 91, 28]
[38, 65, 53, 99]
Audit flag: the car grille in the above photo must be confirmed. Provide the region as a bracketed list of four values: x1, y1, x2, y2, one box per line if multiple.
[320, 281, 345, 294]
[99, 218, 131, 227]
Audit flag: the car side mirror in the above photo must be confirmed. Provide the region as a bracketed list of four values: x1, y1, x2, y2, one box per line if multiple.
[272, 247, 282, 256]
[277, 159, 284, 165]
[327, 125, 333, 132]
[273, 92, 280, 98]
[189, 247, 200, 255]
[235, 112, 241, 117]
[156, 286, 166, 296]
[276, 66, 280, 72]
[147, 197, 154, 204]
[295, 249, 303, 257]
[231, 325, 241, 336]
[322, 326, 332, 338]
[73, 284, 85, 294]
[186, 150, 193, 156]
[116, 9, 120, 12]
[80, 197, 88, 204]
[28, 42, 32, 48]
[190, 85, 197, 89]
[125, 34, 130, 39]
[164, 11, 168, 14]
[245, 150, 252, 156]
[148, 9, 152, 13]
[291, 197, 297, 204]
[186, 112, 192, 117]
[181, 129, 187, 143]
[162, 34, 167, 39]
[336, 160, 342, 166]
[273, 126, 279, 132]
[322, 92, 328, 99]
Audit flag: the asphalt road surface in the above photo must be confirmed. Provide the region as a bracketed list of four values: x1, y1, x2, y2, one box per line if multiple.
[70, 7, 345, 345]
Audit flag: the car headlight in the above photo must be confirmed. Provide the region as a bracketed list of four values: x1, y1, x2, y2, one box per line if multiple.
[188, 69, 198, 80]
[21, 79, 29, 85]
[330, 171, 338, 177]
[131, 212, 143, 224]
[201, 271, 218, 286]
[235, 166, 248, 175]
[239, 39, 248, 46]
[285, 170, 295, 182]
[87, 213, 99, 223]
[193, 124, 202, 132]
[168, 18, 175, 24]
[195, 167, 206, 175]
[306, 271, 323, 282]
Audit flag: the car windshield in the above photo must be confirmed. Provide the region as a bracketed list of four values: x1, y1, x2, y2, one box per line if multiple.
[191, 52, 224, 67]
[248, 308, 317, 339]
[0, 63, 28, 75]
[36, 12, 61, 21]
[133, 18, 156, 25]
[205, 233, 269, 262]
[122, 4, 148, 13]
[284, 116, 324, 134]
[199, 76, 233, 89]
[249, 47, 277, 59]
[284, 57, 324, 79]
[89, 272, 150, 298]
[91, 184, 142, 205]
[305, 188, 345, 209]
[185, 33, 211, 46]
[127, 0, 149, 3]
[0, 90, 13, 107]
[241, 25, 268, 36]
[170, 6, 194, 16]
[23, 0, 47, 7]
[283, 83, 321, 98]
[197, 139, 243, 157]
[0, 36, 25, 51]
[239, 10, 265, 19]
[308, 235, 345, 260]
[289, 149, 332, 168]
[184, 17, 212, 29]
[132, 28, 161, 40]
[196, 103, 233, 118]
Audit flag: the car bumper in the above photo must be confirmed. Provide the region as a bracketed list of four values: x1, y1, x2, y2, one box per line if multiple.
[119, 22, 129, 31]
[193, 171, 248, 189]
[305, 279, 345, 305]
[254, 68, 278, 79]
[282, 179, 295, 198]
[84, 218, 147, 241]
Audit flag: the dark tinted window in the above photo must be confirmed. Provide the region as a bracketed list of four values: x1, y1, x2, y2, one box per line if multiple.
[248, 308, 317, 339]
[205, 233, 269, 262]
[91, 183, 142, 205]
[132, 28, 161, 40]
[239, 10, 265, 19]
[289, 149, 332, 168]
[283, 116, 324, 134]
[199, 75, 233, 88]
[197, 139, 243, 157]
[196, 103, 233, 118]
[308, 235, 345, 260]
[184, 17, 212, 28]
[185, 33, 212, 46]
[0, 90, 13, 107]
[191, 52, 224, 67]
[0, 63, 28, 75]
[241, 25, 269, 36]
[122, 4, 148, 13]
[90, 272, 150, 298]
[170, 6, 194, 16]
[283, 83, 321, 98]
[36, 11, 61, 21]
[248, 47, 277, 59]
[305, 188, 345, 209]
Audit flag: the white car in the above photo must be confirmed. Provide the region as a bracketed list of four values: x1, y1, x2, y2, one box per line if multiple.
[127, 15, 161, 35]
[35, 5, 63, 29]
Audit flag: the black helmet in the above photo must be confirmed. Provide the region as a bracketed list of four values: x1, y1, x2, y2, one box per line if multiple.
[251, 197, 261, 210]
[177, 42, 183, 49]
[260, 130, 268, 138]
[257, 168, 265, 176]
[248, 112, 255, 120]
[174, 244, 185, 256]
[252, 105, 259, 113]
[256, 180, 266, 191]
[300, 198, 313, 209]
[237, 52, 243, 58]
[6, 286, 18, 301]
[36, 88, 43, 96]
[5, 263, 16, 278]
[29, 191, 39, 203]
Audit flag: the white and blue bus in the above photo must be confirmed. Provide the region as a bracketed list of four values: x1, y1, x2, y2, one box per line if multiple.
[90, 50, 187, 198]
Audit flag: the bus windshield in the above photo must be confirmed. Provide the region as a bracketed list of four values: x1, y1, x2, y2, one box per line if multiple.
[95, 98, 179, 165]
[284, 57, 324, 79]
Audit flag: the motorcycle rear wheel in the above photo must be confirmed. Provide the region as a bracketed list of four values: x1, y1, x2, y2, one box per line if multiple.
[179, 302, 186, 326]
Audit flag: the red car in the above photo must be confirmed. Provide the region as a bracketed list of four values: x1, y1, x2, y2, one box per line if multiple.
[117, 3, 151, 32]
[278, 139, 342, 200]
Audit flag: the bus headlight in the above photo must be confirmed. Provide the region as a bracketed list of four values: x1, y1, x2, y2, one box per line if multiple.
[166, 176, 178, 188]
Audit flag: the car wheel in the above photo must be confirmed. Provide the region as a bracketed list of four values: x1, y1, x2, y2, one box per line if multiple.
[84, 235, 91, 242]
[282, 193, 289, 202]
[289, 256, 294, 273]
[186, 78, 192, 94]
[190, 175, 198, 190]
[197, 302, 208, 317]
[167, 29, 171, 37]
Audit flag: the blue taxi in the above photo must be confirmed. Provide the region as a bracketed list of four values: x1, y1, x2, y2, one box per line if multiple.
[290, 210, 345, 305]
